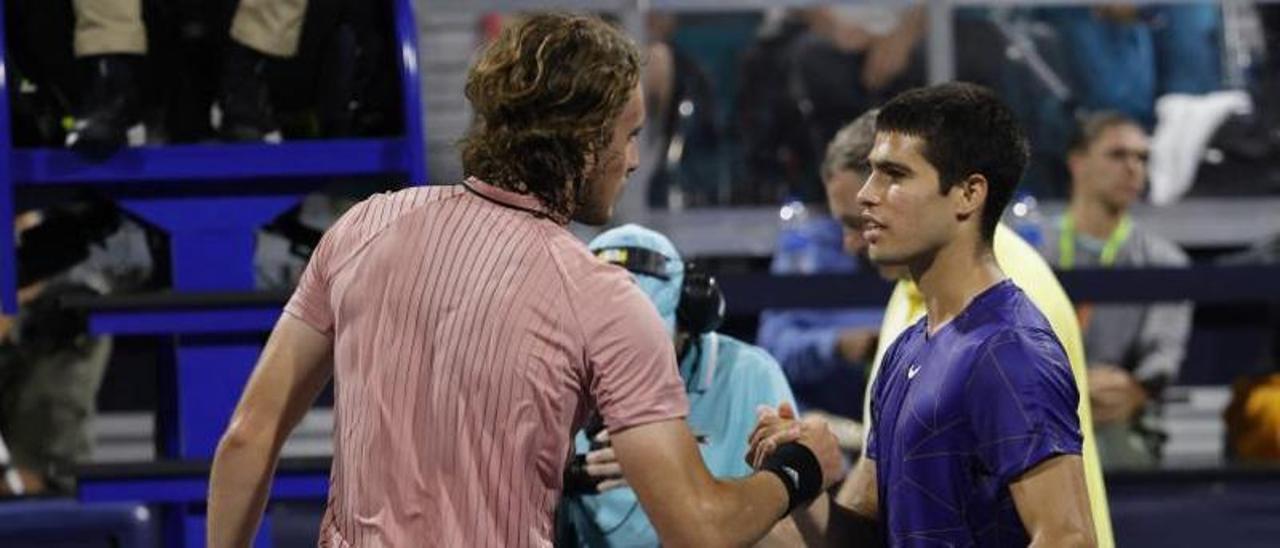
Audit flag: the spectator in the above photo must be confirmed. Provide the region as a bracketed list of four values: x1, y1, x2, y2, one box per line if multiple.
[559, 224, 798, 547]
[0, 199, 154, 494]
[737, 7, 926, 203]
[757, 112, 881, 429]
[1037, 3, 1222, 127]
[66, 0, 310, 149]
[1040, 111, 1193, 468]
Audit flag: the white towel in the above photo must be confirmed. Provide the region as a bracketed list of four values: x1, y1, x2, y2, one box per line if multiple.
[1149, 91, 1253, 206]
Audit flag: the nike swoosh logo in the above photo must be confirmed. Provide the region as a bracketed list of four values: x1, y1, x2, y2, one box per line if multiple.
[781, 466, 800, 488]
[907, 364, 921, 379]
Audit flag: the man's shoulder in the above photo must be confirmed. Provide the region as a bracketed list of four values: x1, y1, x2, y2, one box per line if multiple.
[561, 251, 663, 340]
[969, 282, 1053, 329]
[957, 287, 1065, 362]
[329, 186, 465, 238]
[1131, 224, 1191, 266]
[553, 238, 640, 299]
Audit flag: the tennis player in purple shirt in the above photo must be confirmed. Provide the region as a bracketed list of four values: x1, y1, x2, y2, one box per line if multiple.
[750, 83, 1097, 547]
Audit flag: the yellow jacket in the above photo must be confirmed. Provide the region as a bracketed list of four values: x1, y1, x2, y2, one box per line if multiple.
[866, 223, 1114, 547]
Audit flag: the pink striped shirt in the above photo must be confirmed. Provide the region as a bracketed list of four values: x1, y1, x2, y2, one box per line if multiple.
[284, 178, 688, 547]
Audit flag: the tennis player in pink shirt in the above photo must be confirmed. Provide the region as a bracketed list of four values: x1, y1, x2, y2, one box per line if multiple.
[207, 13, 842, 547]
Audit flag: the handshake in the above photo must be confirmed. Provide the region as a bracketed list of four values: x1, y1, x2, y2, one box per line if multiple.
[745, 402, 846, 511]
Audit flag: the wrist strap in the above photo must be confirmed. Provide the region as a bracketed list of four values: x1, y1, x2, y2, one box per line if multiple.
[761, 442, 823, 515]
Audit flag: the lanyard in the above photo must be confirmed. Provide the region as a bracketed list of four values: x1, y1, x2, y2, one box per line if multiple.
[1059, 214, 1132, 269]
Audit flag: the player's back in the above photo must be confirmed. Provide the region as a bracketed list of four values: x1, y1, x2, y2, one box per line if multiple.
[289, 180, 662, 547]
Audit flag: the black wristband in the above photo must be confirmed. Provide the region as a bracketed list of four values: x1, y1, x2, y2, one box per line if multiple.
[761, 442, 823, 515]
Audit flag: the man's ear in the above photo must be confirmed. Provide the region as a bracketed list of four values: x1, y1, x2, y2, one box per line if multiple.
[953, 173, 988, 222]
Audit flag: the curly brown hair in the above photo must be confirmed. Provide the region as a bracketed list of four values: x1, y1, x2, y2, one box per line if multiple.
[460, 13, 641, 222]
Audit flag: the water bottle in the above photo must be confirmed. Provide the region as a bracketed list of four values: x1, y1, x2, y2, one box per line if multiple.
[775, 199, 819, 274]
[1006, 193, 1044, 249]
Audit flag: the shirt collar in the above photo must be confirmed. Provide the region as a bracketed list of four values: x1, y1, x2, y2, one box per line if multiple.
[462, 176, 555, 219]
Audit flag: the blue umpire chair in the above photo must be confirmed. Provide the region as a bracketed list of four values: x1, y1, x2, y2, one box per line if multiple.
[0, 0, 427, 546]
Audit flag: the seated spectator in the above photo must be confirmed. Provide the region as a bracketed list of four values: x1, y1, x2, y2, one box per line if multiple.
[0, 198, 154, 495]
[737, 7, 926, 202]
[66, 0, 310, 149]
[757, 113, 881, 430]
[558, 224, 797, 546]
[1039, 111, 1193, 468]
[637, 13, 725, 210]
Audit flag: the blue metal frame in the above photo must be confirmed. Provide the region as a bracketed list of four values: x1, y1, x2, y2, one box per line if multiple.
[89, 307, 281, 335]
[12, 138, 416, 184]
[0, 1, 430, 545]
[79, 474, 330, 504]
[714, 264, 1280, 315]
[393, 0, 428, 186]
[0, 5, 15, 314]
[0, 0, 430, 312]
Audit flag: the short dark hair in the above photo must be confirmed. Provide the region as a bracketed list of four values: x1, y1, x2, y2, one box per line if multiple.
[461, 13, 641, 222]
[1068, 110, 1143, 155]
[875, 82, 1029, 241]
[822, 109, 878, 182]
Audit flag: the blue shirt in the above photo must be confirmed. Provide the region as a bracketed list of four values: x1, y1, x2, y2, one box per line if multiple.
[565, 333, 796, 547]
[868, 280, 1082, 547]
[1038, 5, 1221, 128]
[760, 215, 878, 418]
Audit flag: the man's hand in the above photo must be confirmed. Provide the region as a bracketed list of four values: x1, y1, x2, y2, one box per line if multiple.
[836, 329, 877, 365]
[805, 8, 874, 52]
[862, 32, 915, 91]
[1089, 364, 1148, 424]
[0, 281, 53, 342]
[802, 410, 864, 452]
[583, 430, 627, 492]
[746, 403, 845, 491]
[860, 6, 925, 91]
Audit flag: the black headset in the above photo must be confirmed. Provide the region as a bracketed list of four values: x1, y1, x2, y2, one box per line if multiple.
[594, 246, 724, 336]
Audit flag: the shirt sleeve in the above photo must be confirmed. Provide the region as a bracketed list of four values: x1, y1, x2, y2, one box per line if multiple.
[283, 201, 366, 334]
[965, 329, 1083, 485]
[585, 278, 690, 433]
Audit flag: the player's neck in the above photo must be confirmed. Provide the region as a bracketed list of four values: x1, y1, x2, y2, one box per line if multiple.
[1069, 197, 1125, 240]
[913, 239, 1005, 336]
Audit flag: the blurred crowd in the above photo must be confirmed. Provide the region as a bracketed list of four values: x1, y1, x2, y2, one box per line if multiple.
[3, 1, 1280, 503]
[636, 3, 1280, 206]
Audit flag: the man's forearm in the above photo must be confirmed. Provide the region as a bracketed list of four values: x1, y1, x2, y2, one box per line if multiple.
[207, 429, 282, 548]
[791, 494, 880, 547]
[688, 472, 792, 546]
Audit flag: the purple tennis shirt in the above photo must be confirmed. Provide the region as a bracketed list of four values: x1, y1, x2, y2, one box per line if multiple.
[868, 280, 1083, 546]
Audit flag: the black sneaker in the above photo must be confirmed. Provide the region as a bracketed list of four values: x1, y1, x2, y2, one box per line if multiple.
[218, 41, 281, 142]
[65, 55, 144, 153]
